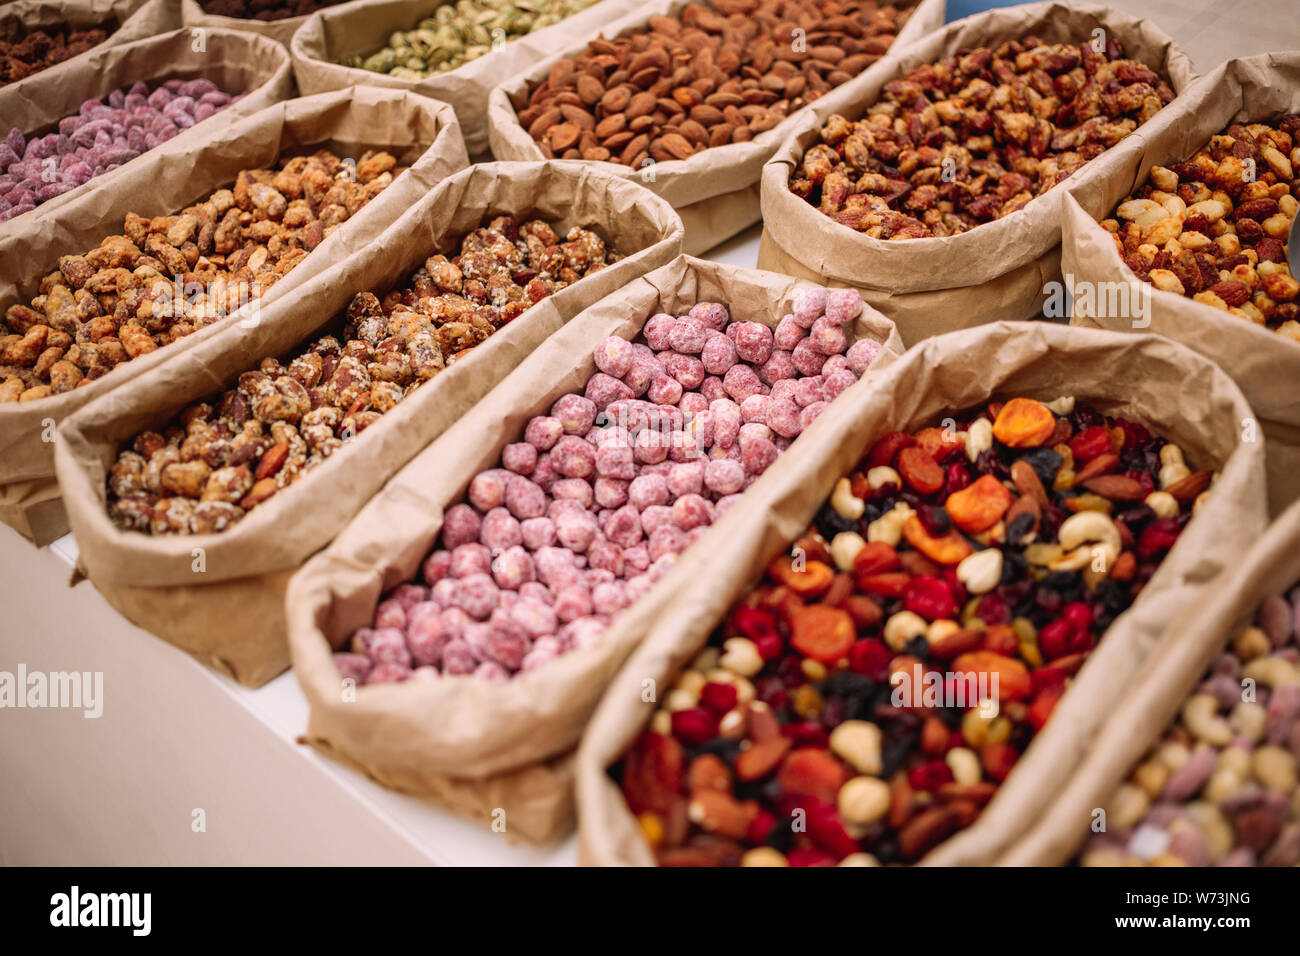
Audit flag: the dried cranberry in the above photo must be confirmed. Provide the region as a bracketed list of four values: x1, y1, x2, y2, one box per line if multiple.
[945, 461, 971, 495]
[753, 631, 784, 662]
[754, 675, 786, 706]
[1070, 404, 1105, 431]
[1038, 618, 1072, 659]
[849, 639, 892, 680]
[671, 707, 718, 744]
[1068, 425, 1113, 461]
[748, 807, 778, 845]
[1122, 469, 1155, 496]
[699, 681, 738, 713]
[1113, 417, 1151, 454]
[731, 605, 778, 643]
[1137, 517, 1182, 560]
[776, 654, 805, 686]
[1060, 601, 1094, 632]
[907, 759, 954, 791]
[782, 721, 829, 748]
[974, 448, 1010, 480]
[807, 797, 861, 858]
[976, 592, 1010, 624]
[787, 847, 837, 867]
[904, 575, 958, 621]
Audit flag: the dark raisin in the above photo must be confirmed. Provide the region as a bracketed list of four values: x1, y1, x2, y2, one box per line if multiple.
[1019, 447, 1064, 488]
[918, 503, 952, 536]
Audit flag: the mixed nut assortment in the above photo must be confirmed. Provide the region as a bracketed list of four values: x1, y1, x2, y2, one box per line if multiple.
[198, 0, 352, 22]
[1, 78, 243, 223]
[0, 23, 111, 87]
[1, 148, 401, 405]
[516, 0, 914, 165]
[789, 34, 1175, 238]
[335, 288, 884, 684]
[1105, 114, 1300, 337]
[344, 0, 602, 80]
[105, 216, 621, 536]
[1083, 586, 1300, 867]
[617, 397, 1213, 865]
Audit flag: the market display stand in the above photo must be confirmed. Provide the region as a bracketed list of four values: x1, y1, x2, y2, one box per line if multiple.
[0, 227, 760, 867]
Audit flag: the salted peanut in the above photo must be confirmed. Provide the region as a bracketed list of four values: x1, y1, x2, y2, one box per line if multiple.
[1148, 269, 1185, 295]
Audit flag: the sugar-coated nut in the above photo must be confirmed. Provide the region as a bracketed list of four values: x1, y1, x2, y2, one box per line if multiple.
[502, 474, 546, 519]
[628, 473, 670, 510]
[792, 288, 827, 327]
[551, 477, 594, 508]
[809, 316, 848, 355]
[766, 397, 802, 438]
[551, 394, 598, 435]
[668, 317, 709, 354]
[468, 470, 508, 511]
[449, 543, 492, 578]
[643, 314, 676, 350]
[822, 367, 858, 401]
[733, 322, 774, 364]
[667, 461, 705, 498]
[593, 336, 634, 377]
[704, 458, 745, 495]
[442, 503, 482, 548]
[738, 431, 779, 476]
[722, 364, 765, 403]
[790, 338, 827, 376]
[824, 289, 863, 325]
[711, 398, 742, 447]
[551, 434, 597, 478]
[586, 372, 635, 409]
[480, 507, 523, 551]
[518, 516, 556, 550]
[640, 504, 673, 534]
[774, 314, 808, 350]
[758, 349, 797, 385]
[672, 493, 713, 531]
[524, 416, 564, 450]
[830, 720, 883, 775]
[501, 441, 538, 475]
[604, 503, 644, 547]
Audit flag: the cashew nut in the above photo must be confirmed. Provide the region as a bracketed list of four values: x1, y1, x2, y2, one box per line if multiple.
[1144, 490, 1178, 519]
[838, 776, 891, 826]
[965, 417, 992, 462]
[1107, 783, 1151, 830]
[945, 747, 982, 785]
[866, 466, 901, 491]
[1045, 395, 1075, 415]
[831, 476, 865, 520]
[1182, 693, 1233, 746]
[830, 720, 883, 775]
[741, 848, 789, 867]
[1056, 511, 1121, 571]
[1160, 462, 1191, 489]
[838, 852, 881, 867]
[1252, 746, 1298, 792]
[830, 531, 867, 571]
[867, 502, 913, 547]
[1159, 443, 1186, 468]
[1228, 700, 1267, 744]
[957, 548, 1002, 594]
[719, 637, 763, 677]
[1242, 655, 1300, 688]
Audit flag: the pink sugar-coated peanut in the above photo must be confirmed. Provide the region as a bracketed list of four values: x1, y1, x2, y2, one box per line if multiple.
[711, 398, 742, 447]
[431, 577, 461, 608]
[482, 617, 530, 670]
[468, 469, 511, 511]
[604, 502, 645, 547]
[593, 336, 635, 377]
[822, 353, 849, 376]
[350, 627, 376, 655]
[700, 376, 727, 402]
[520, 516, 556, 550]
[491, 545, 536, 589]
[685, 409, 714, 449]
[554, 585, 593, 622]
[531, 452, 557, 491]
[766, 397, 803, 438]
[374, 599, 407, 631]
[823, 367, 858, 401]
[790, 338, 826, 376]
[722, 363, 765, 403]
[441, 639, 476, 675]
[595, 441, 637, 480]
[456, 572, 500, 620]
[510, 598, 558, 638]
[824, 288, 863, 325]
[534, 546, 579, 588]
[548, 497, 586, 521]
[662, 351, 706, 389]
[714, 493, 743, 516]
[847, 337, 884, 376]
[551, 477, 594, 507]
[518, 580, 553, 605]
[390, 583, 430, 611]
[449, 542, 492, 578]
[769, 379, 799, 403]
[624, 543, 651, 572]
[647, 524, 686, 560]
[594, 476, 630, 508]
[502, 442, 537, 475]
[668, 460, 706, 498]
[688, 301, 729, 330]
[473, 661, 509, 681]
[733, 322, 774, 364]
[567, 616, 608, 651]
[592, 581, 627, 615]
[367, 662, 412, 684]
[668, 316, 710, 354]
[368, 627, 412, 667]
[640, 504, 673, 535]
[643, 313, 676, 350]
[333, 653, 373, 684]
[406, 612, 445, 667]
[704, 457, 745, 495]
[671, 493, 713, 531]
[792, 287, 827, 327]
[552, 393, 598, 435]
[524, 415, 564, 450]
[633, 426, 669, 465]
[800, 401, 830, 430]
[623, 355, 659, 397]
[587, 539, 624, 577]
[499, 590, 519, 611]
[555, 509, 599, 552]
[774, 314, 808, 350]
[740, 393, 770, 424]
[701, 331, 738, 375]
[758, 349, 796, 386]
[585, 567, 616, 587]
[480, 507, 523, 551]
[503, 474, 547, 518]
[740, 430, 780, 475]
[628, 473, 670, 510]
[586, 372, 634, 409]
[679, 391, 709, 417]
[792, 375, 825, 407]
[809, 315, 848, 355]
[647, 373, 683, 405]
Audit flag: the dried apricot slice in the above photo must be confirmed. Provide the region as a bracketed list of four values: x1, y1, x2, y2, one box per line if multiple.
[852, 540, 900, 575]
[902, 514, 973, 565]
[1068, 425, 1112, 462]
[778, 748, 851, 803]
[914, 426, 965, 462]
[945, 474, 1012, 533]
[866, 430, 916, 468]
[790, 604, 856, 663]
[951, 650, 1032, 701]
[767, 554, 834, 597]
[991, 397, 1056, 448]
[897, 446, 944, 494]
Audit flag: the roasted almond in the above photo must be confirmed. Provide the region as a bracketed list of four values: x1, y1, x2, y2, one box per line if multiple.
[1081, 474, 1146, 501]
[1165, 469, 1213, 503]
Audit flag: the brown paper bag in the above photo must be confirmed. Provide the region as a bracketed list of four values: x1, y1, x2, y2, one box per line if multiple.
[0, 26, 295, 236]
[0, 0, 178, 84]
[757, 1, 1198, 347]
[486, 0, 946, 256]
[290, 0, 644, 156]
[574, 320, 1268, 866]
[56, 162, 684, 688]
[1, 86, 468, 546]
[285, 254, 905, 843]
[1062, 52, 1300, 517]
[179, 0, 358, 49]
[1002, 497, 1300, 866]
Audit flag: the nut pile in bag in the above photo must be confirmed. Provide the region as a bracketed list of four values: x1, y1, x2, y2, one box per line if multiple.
[789, 33, 1175, 238]
[1, 149, 400, 404]
[1082, 587, 1300, 867]
[616, 397, 1214, 866]
[105, 216, 620, 536]
[0, 23, 111, 87]
[336, 288, 885, 684]
[1105, 114, 1299, 336]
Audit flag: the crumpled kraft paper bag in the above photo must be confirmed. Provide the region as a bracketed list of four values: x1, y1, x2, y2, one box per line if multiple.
[179, 0, 356, 50]
[291, 0, 645, 157]
[285, 254, 905, 843]
[0, 0, 178, 83]
[0, 26, 294, 239]
[575, 320, 1268, 866]
[56, 162, 684, 687]
[486, 0, 947, 256]
[1062, 52, 1300, 517]
[2, 86, 468, 546]
[1002, 496, 1300, 866]
[757, 1, 1198, 347]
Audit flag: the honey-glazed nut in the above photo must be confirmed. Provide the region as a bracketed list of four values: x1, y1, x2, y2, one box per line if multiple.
[160, 460, 212, 499]
[151, 497, 196, 535]
[201, 465, 254, 504]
